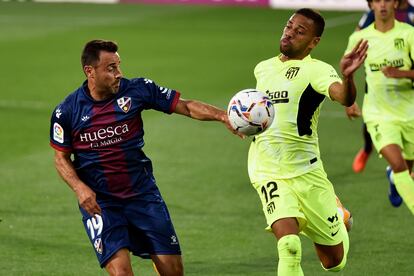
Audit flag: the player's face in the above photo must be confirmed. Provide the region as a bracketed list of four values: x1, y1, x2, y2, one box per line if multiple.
[371, 0, 398, 21]
[88, 51, 123, 95]
[280, 14, 320, 59]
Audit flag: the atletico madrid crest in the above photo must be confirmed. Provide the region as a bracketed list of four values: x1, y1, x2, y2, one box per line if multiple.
[117, 97, 131, 113]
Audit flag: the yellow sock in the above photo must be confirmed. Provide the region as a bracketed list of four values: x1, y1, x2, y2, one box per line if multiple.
[393, 170, 414, 215]
[277, 235, 304, 276]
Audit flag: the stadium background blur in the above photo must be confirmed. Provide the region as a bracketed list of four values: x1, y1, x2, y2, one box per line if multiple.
[1, 0, 413, 275]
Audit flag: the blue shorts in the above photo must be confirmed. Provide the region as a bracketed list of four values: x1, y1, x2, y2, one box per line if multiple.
[79, 191, 181, 268]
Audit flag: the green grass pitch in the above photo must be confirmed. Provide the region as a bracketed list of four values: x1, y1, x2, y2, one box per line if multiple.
[0, 2, 413, 275]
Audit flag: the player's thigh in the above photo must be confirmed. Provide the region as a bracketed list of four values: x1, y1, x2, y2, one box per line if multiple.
[366, 121, 403, 154]
[296, 169, 345, 247]
[151, 254, 183, 276]
[379, 144, 408, 171]
[80, 204, 131, 268]
[125, 193, 181, 257]
[105, 248, 133, 276]
[252, 179, 306, 231]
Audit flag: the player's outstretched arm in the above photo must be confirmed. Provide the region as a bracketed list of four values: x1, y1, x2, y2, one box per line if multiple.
[174, 98, 242, 137]
[330, 39, 368, 106]
[54, 150, 101, 216]
[381, 66, 414, 79]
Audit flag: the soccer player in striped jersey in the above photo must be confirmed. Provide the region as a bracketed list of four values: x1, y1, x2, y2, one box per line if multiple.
[248, 8, 367, 276]
[50, 39, 236, 276]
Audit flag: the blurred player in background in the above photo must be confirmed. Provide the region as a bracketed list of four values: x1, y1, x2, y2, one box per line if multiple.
[345, 0, 414, 212]
[248, 8, 367, 275]
[50, 39, 236, 276]
[347, 0, 414, 174]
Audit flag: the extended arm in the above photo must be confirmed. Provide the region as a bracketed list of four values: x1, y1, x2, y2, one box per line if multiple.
[54, 149, 101, 216]
[381, 67, 414, 79]
[329, 39, 368, 106]
[174, 98, 242, 137]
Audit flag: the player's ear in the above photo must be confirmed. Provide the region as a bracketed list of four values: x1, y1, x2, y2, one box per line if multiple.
[84, 65, 93, 78]
[309, 37, 320, 49]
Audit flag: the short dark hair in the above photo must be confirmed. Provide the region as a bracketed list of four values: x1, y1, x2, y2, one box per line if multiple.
[295, 8, 325, 37]
[81, 39, 118, 67]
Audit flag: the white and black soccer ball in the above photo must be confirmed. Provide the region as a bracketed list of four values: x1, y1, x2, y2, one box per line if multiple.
[227, 89, 275, 136]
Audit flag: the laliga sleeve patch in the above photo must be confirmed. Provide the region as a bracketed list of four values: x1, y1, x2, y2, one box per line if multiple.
[53, 122, 64, 144]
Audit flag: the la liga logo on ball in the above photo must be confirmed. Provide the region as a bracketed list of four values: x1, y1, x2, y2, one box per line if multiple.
[227, 89, 275, 136]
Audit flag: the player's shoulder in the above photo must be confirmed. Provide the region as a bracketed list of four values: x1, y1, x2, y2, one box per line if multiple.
[305, 56, 333, 69]
[127, 77, 162, 91]
[395, 20, 414, 31]
[51, 86, 84, 123]
[304, 57, 338, 80]
[54, 86, 83, 112]
[255, 56, 277, 68]
[128, 77, 155, 85]
[254, 56, 279, 74]
[351, 25, 372, 39]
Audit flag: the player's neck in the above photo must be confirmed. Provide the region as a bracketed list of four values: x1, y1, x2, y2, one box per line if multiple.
[279, 52, 309, 62]
[87, 82, 113, 101]
[374, 18, 395, 33]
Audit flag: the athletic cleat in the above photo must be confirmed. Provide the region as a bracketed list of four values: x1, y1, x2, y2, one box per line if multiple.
[352, 149, 371, 173]
[386, 166, 403, 207]
[336, 197, 353, 232]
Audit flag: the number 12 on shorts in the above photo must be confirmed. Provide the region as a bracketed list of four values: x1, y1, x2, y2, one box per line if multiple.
[261, 182, 279, 215]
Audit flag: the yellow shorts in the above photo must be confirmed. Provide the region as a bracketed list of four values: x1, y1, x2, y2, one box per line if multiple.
[252, 168, 346, 246]
[366, 120, 414, 160]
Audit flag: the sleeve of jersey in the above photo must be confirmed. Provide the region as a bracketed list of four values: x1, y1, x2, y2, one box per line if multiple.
[143, 80, 180, 114]
[49, 104, 73, 153]
[310, 62, 342, 99]
[344, 32, 359, 55]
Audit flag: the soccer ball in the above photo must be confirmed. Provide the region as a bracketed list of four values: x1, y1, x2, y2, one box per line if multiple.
[227, 89, 275, 136]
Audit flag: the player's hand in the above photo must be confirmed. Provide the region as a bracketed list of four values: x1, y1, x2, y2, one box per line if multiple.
[221, 113, 245, 139]
[340, 39, 368, 78]
[345, 102, 361, 120]
[381, 66, 403, 78]
[76, 184, 102, 216]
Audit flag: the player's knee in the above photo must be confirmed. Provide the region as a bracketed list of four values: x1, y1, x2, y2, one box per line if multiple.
[154, 258, 183, 276]
[106, 264, 133, 276]
[277, 234, 302, 261]
[322, 254, 347, 272]
[320, 243, 348, 272]
[170, 261, 184, 276]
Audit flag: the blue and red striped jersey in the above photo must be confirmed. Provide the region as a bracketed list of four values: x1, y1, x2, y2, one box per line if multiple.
[50, 77, 180, 199]
[359, 5, 414, 29]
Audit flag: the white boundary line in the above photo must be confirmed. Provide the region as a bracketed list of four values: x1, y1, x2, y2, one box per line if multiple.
[0, 100, 51, 111]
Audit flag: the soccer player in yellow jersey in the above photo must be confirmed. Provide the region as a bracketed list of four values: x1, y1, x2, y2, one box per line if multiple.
[248, 8, 367, 275]
[345, 0, 414, 213]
